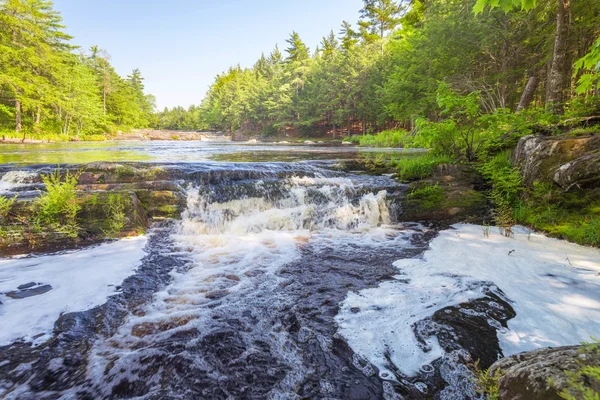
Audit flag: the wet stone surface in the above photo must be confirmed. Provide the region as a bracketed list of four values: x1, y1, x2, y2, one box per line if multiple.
[0, 165, 514, 400]
[6, 284, 53, 299]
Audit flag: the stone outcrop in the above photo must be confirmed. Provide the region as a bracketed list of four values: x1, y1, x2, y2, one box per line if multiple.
[513, 133, 600, 190]
[0, 163, 186, 255]
[400, 164, 489, 223]
[489, 345, 600, 400]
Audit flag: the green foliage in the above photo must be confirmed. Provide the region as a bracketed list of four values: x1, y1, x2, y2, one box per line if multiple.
[407, 183, 444, 210]
[474, 0, 537, 14]
[513, 182, 600, 247]
[354, 129, 411, 147]
[33, 169, 81, 238]
[102, 193, 127, 237]
[394, 154, 453, 181]
[575, 36, 600, 94]
[0, 1, 154, 140]
[558, 340, 600, 400]
[479, 151, 523, 226]
[0, 195, 15, 220]
[471, 360, 502, 400]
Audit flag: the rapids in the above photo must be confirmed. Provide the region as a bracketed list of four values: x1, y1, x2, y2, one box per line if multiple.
[1, 157, 598, 399]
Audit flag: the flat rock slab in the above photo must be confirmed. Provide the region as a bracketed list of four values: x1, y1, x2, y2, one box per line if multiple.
[6, 284, 52, 299]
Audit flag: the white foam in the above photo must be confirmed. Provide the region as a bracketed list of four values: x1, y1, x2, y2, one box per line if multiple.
[85, 177, 397, 395]
[0, 236, 147, 346]
[0, 171, 37, 194]
[336, 224, 600, 379]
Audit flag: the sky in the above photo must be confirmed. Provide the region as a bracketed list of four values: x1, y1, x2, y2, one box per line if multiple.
[52, 0, 365, 110]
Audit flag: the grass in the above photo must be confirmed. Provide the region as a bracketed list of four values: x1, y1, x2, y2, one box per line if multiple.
[348, 129, 413, 148]
[33, 169, 81, 238]
[393, 154, 454, 181]
[513, 183, 600, 247]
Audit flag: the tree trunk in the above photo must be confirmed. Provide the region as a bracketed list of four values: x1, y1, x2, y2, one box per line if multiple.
[546, 0, 571, 114]
[103, 89, 107, 115]
[362, 119, 366, 135]
[15, 99, 23, 140]
[517, 75, 540, 112]
[332, 121, 336, 139]
[35, 106, 41, 125]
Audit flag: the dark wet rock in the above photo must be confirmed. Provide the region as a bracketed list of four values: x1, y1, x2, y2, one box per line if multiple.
[17, 282, 37, 290]
[0, 166, 520, 400]
[0, 225, 189, 398]
[489, 345, 600, 400]
[6, 284, 52, 299]
[513, 134, 600, 190]
[400, 164, 490, 224]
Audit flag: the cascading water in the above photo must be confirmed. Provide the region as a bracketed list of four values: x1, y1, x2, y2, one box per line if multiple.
[0, 164, 515, 399]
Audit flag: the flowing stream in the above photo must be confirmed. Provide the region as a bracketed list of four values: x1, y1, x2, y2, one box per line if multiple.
[1, 145, 600, 399]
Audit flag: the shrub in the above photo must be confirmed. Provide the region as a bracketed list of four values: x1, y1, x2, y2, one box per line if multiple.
[471, 360, 502, 400]
[395, 154, 454, 181]
[355, 129, 412, 148]
[0, 195, 15, 220]
[479, 151, 522, 227]
[102, 194, 127, 237]
[81, 134, 107, 142]
[34, 169, 81, 238]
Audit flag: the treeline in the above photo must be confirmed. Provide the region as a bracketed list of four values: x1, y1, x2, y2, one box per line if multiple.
[158, 0, 600, 136]
[0, 0, 155, 141]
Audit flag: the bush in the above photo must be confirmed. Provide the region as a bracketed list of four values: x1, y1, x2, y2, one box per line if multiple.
[102, 194, 127, 237]
[471, 360, 502, 400]
[479, 151, 522, 227]
[355, 129, 412, 148]
[81, 134, 107, 142]
[0, 195, 15, 220]
[34, 169, 81, 238]
[394, 154, 454, 181]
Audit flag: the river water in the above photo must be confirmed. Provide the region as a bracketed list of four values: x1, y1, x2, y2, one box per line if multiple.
[1, 141, 599, 399]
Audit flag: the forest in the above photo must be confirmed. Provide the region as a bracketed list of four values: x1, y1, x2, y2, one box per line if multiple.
[0, 0, 156, 141]
[156, 0, 600, 139]
[2, 0, 600, 142]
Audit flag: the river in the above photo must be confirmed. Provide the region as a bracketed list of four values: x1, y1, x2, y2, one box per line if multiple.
[1, 140, 599, 399]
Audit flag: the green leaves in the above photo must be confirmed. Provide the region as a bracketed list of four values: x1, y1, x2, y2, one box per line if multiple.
[574, 36, 600, 94]
[473, 0, 537, 14]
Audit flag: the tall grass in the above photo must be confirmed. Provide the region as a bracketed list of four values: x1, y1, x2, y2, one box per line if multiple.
[349, 129, 412, 148]
[393, 154, 454, 181]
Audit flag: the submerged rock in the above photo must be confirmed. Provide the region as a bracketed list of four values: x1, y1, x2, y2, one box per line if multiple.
[6, 284, 52, 299]
[489, 345, 600, 400]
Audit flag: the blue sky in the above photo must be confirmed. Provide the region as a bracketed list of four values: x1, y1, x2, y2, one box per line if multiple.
[53, 0, 364, 110]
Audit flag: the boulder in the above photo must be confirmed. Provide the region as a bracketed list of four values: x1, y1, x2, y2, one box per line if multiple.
[489, 345, 600, 400]
[553, 151, 600, 191]
[513, 134, 600, 190]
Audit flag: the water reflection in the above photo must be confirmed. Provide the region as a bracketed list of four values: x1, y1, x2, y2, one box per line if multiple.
[0, 140, 425, 165]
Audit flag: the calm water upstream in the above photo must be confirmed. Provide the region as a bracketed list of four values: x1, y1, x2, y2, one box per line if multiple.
[0, 140, 423, 164]
[1, 141, 599, 400]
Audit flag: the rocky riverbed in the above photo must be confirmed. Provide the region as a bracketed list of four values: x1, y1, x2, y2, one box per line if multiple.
[0, 144, 599, 399]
